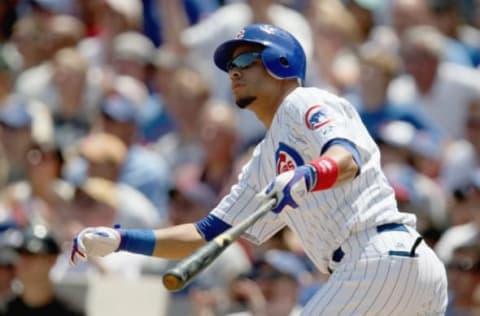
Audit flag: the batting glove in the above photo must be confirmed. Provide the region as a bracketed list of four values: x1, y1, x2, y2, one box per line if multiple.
[258, 165, 316, 214]
[70, 227, 121, 266]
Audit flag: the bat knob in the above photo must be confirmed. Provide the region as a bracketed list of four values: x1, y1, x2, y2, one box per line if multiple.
[162, 273, 184, 291]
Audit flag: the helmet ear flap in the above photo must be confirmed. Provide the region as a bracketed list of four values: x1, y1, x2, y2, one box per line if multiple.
[279, 57, 289, 67]
[261, 46, 293, 79]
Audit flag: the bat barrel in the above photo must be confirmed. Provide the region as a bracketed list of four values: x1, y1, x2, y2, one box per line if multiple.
[162, 238, 230, 291]
[162, 272, 184, 292]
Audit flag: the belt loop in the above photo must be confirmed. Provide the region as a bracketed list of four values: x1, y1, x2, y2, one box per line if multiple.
[410, 237, 423, 257]
[332, 247, 345, 263]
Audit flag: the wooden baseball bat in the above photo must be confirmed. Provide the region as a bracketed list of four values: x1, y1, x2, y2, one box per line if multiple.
[162, 198, 277, 291]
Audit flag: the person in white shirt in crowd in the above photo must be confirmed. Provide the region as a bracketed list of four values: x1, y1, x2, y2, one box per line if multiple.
[388, 25, 480, 141]
[390, 0, 474, 66]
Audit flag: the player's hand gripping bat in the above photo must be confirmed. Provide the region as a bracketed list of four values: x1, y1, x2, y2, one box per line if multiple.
[162, 198, 277, 291]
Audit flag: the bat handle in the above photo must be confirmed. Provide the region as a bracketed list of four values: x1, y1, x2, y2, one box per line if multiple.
[162, 198, 277, 291]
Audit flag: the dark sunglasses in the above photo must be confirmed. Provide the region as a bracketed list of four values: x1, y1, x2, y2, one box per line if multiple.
[226, 52, 261, 71]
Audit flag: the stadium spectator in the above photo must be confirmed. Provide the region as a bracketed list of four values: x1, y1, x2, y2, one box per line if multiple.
[138, 47, 180, 143]
[77, 0, 143, 67]
[347, 41, 441, 140]
[111, 31, 155, 85]
[0, 140, 65, 233]
[1, 225, 83, 316]
[435, 170, 480, 263]
[225, 250, 308, 316]
[445, 240, 480, 315]
[427, 0, 480, 67]
[389, 25, 480, 140]
[306, 0, 361, 94]
[390, 0, 474, 66]
[0, 96, 53, 184]
[45, 48, 100, 150]
[440, 96, 480, 192]
[0, 243, 17, 312]
[143, 0, 219, 47]
[151, 65, 210, 168]
[390, 0, 433, 36]
[195, 100, 242, 197]
[342, 0, 384, 42]
[70, 132, 162, 228]
[96, 86, 171, 215]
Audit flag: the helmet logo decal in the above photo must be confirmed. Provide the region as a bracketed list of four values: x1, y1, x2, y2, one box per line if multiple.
[235, 29, 245, 39]
[260, 24, 276, 34]
[275, 142, 304, 174]
[305, 105, 333, 130]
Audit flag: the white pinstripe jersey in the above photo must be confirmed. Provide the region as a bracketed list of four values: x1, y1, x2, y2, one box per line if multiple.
[211, 87, 416, 274]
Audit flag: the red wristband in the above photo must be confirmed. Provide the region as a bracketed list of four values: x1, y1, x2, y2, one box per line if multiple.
[308, 156, 339, 191]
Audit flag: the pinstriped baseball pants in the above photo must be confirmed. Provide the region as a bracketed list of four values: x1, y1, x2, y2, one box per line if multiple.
[301, 225, 448, 315]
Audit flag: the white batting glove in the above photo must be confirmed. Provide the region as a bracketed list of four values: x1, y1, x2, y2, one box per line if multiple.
[70, 227, 121, 266]
[258, 165, 315, 214]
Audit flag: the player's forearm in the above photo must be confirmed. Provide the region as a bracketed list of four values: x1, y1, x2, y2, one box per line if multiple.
[70, 224, 207, 265]
[321, 145, 359, 186]
[304, 144, 358, 192]
[152, 223, 207, 259]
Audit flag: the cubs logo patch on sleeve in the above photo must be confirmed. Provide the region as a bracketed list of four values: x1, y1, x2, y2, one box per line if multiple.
[305, 105, 333, 130]
[275, 142, 304, 174]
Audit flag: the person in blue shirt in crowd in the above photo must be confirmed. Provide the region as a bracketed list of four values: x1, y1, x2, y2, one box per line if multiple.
[142, 0, 219, 47]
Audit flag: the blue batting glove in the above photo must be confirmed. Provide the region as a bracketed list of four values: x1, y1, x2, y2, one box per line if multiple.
[258, 165, 316, 213]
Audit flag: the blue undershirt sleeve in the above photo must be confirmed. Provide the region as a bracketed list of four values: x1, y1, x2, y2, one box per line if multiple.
[195, 214, 232, 241]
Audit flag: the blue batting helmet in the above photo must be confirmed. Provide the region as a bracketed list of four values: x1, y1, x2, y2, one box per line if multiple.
[214, 24, 306, 83]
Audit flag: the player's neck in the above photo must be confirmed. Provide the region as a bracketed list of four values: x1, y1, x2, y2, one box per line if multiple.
[253, 83, 299, 128]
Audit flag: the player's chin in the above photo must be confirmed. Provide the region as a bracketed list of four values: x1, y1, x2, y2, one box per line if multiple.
[235, 96, 256, 109]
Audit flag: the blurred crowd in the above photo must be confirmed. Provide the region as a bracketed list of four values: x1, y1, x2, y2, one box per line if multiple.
[0, 0, 479, 315]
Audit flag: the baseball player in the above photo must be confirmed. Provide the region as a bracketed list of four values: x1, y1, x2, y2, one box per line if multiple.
[70, 24, 447, 315]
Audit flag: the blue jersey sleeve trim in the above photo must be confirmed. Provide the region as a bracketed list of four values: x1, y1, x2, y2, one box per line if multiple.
[195, 214, 232, 241]
[321, 138, 362, 176]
